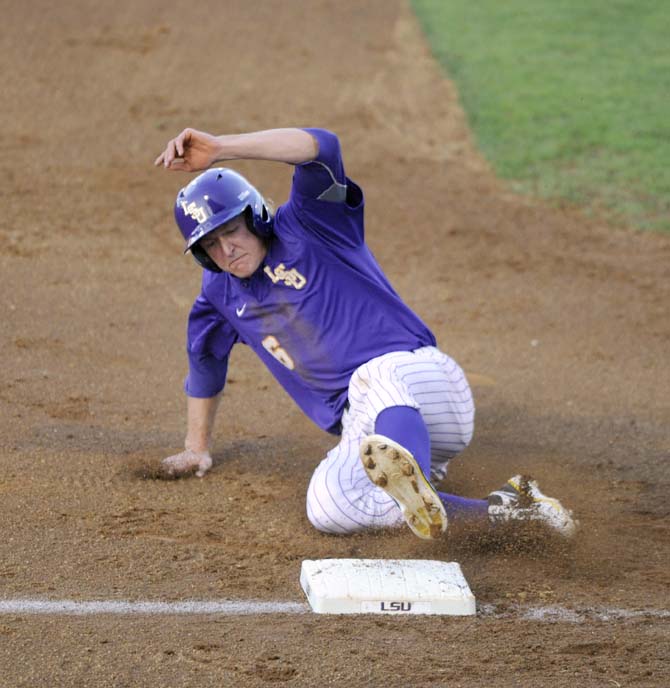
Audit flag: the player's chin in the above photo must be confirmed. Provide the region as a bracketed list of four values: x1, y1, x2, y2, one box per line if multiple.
[228, 266, 252, 279]
[227, 256, 257, 279]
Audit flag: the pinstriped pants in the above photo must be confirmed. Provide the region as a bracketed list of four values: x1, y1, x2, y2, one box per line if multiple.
[305, 346, 475, 534]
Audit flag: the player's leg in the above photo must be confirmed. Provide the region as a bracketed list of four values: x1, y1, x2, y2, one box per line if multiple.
[305, 349, 467, 535]
[374, 405, 488, 524]
[349, 350, 487, 537]
[404, 347, 475, 483]
[379, 349, 488, 519]
[406, 350, 576, 535]
[371, 403, 575, 534]
[373, 405, 431, 475]
[305, 408, 404, 534]
[307, 349, 575, 537]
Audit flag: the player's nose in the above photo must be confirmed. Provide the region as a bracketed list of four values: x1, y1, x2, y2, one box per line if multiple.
[218, 236, 234, 256]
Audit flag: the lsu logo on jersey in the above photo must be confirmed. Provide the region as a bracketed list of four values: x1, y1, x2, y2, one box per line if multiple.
[264, 263, 307, 290]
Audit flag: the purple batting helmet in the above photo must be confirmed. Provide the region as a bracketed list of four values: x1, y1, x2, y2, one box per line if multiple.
[173, 168, 273, 272]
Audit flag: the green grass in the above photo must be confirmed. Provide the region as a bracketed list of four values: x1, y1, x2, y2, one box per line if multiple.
[411, 0, 670, 231]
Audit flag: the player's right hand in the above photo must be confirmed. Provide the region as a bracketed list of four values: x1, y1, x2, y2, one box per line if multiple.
[154, 128, 222, 172]
[161, 448, 213, 478]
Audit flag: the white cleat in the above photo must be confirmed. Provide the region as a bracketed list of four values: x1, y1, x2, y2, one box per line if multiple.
[360, 434, 447, 540]
[487, 474, 577, 538]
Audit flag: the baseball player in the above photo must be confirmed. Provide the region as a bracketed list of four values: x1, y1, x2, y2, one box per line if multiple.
[154, 126, 576, 539]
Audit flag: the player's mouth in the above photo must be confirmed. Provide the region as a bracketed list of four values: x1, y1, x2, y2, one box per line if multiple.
[229, 255, 246, 270]
[228, 254, 258, 278]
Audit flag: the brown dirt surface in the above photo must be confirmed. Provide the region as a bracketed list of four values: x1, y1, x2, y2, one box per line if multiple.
[1, 1, 669, 686]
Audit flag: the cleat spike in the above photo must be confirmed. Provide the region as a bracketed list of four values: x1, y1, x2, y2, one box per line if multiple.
[429, 523, 444, 539]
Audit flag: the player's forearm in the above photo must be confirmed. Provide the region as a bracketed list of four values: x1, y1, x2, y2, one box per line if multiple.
[212, 128, 318, 165]
[184, 394, 222, 453]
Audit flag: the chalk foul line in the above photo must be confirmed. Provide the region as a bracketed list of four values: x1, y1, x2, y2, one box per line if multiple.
[0, 599, 309, 616]
[478, 603, 670, 623]
[0, 598, 667, 621]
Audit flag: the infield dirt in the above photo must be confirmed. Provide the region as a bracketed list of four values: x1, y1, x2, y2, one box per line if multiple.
[1, 1, 669, 686]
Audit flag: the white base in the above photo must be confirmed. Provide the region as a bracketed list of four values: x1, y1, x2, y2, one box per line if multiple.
[300, 559, 476, 616]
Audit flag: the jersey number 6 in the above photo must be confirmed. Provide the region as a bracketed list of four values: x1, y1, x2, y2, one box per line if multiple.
[262, 335, 295, 370]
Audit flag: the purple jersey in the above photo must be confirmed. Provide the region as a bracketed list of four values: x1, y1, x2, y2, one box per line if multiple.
[185, 128, 436, 433]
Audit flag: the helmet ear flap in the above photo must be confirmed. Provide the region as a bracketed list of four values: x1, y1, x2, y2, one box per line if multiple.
[259, 203, 273, 235]
[190, 244, 222, 273]
[245, 204, 273, 238]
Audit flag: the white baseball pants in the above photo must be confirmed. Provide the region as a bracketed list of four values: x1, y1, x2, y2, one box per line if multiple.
[305, 346, 475, 534]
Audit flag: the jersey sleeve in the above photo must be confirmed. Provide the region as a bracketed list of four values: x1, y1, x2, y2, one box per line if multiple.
[287, 128, 365, 247]
[184, 293, 239, 398]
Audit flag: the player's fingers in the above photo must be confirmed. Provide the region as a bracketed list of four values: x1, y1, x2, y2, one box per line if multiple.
[195, 455, 213, 478]
[166, 158, 188, 171]
[161, 453, 192, 475]
[175, 129, 192, 158]
[161, 449, 210, 477]
[161, 458, 179, 474]
[154, 151, 165, 167]
[162, 139, 179, 168]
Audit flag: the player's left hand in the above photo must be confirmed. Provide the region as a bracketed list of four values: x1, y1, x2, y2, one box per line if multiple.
[154, 128, 222, 172]
[161, 448, 213, 478]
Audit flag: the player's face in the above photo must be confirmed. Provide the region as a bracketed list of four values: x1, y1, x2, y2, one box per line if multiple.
[199, 214, 267, 278]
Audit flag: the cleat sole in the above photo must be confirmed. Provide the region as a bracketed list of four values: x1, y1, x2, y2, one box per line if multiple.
[360, 434, 447, 540]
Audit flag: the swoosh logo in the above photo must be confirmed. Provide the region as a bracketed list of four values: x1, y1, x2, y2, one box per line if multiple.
[236, 303, 247, 317]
